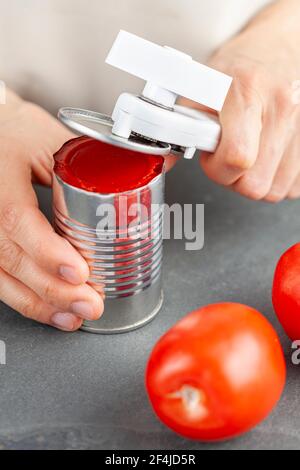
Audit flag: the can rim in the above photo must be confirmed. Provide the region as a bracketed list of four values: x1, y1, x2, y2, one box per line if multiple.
[58, 107, 172, 156]
[53, 169, 164, 198]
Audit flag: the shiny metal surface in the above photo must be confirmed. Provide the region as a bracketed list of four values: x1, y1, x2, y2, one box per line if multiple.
[81, 286, 164, 334]
[53, 169, 165, 333]
[58, 107, 171, 156]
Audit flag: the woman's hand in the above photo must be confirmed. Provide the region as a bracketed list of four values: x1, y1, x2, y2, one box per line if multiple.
[200, 0, 300, 202]
[0, 91, 104, 331]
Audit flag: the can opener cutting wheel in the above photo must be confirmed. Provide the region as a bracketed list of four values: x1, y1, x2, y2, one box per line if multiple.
[58, 30, 233, 158]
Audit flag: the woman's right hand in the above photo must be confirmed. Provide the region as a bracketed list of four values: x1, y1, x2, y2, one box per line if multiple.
[0, 91, 104, 331]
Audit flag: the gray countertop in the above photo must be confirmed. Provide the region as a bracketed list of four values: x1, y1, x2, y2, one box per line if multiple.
[0, 155, 299, 450]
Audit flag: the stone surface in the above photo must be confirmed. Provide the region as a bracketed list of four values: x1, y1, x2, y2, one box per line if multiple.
[0, 156, 299, 450]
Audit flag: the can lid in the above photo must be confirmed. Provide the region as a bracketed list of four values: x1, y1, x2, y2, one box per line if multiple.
[58, 107, 172, 156]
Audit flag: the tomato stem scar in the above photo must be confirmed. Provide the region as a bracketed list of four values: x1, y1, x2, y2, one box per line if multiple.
[168, 385, 208, 419]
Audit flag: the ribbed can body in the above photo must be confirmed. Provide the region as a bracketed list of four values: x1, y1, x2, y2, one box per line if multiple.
[52, 164, 164, 333]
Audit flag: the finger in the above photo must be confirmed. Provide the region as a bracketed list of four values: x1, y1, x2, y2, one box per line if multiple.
[164, 154, 179, 172]
[200, 77, 263, 186]
[265, 137, 300, 202]
[233, 98, 294, 200]
[288, 171, 300, 199]
[0, 268, 83, 331]
[0, 200, 90, 285]
[0, 159, 90, 285]
[0, 234, 104, 320]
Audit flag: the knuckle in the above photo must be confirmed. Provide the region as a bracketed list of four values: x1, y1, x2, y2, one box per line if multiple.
[42, 281, 58, 304]
[274, 87, 294, 116]
[232, 66, 260, 87]
[237, 176, 271, 200]
[265, 190, 285, 203]
[0, 237, 23, 274]
[231, 66, 262, 100]
[0, 202, 20, 235]
[224, 144, 255, 172]
[31, 237, 45, 260]
[9, 251, 24, 276]
[20, 295, 39, 319]
[0, 237, 13, 261]
[249, 187, 271, 200]
[288, 190, 300, 200]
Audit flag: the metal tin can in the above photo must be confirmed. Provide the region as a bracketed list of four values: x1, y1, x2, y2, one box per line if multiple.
[52, 137, 164, 334]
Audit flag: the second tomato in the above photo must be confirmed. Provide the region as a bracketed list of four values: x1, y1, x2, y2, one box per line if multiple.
[146, 303, 286, 441]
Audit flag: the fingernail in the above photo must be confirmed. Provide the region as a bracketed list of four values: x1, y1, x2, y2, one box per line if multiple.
[51, 312, 78, 331]
[59, 265, 82, 284]
[71, 301, 98, 320]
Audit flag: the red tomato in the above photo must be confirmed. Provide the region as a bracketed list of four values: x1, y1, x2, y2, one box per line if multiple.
[272, 243, 300, 340]
[146, 303, 286, 441]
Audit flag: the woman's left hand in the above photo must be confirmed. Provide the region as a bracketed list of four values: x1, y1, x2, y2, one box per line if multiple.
[198, 0, 300, 202]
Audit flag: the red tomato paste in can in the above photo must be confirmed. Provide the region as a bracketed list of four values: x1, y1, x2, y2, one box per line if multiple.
[54, 136, 164, 194]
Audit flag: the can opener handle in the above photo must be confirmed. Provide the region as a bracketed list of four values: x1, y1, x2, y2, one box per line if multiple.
[106, 31, 233, 159]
